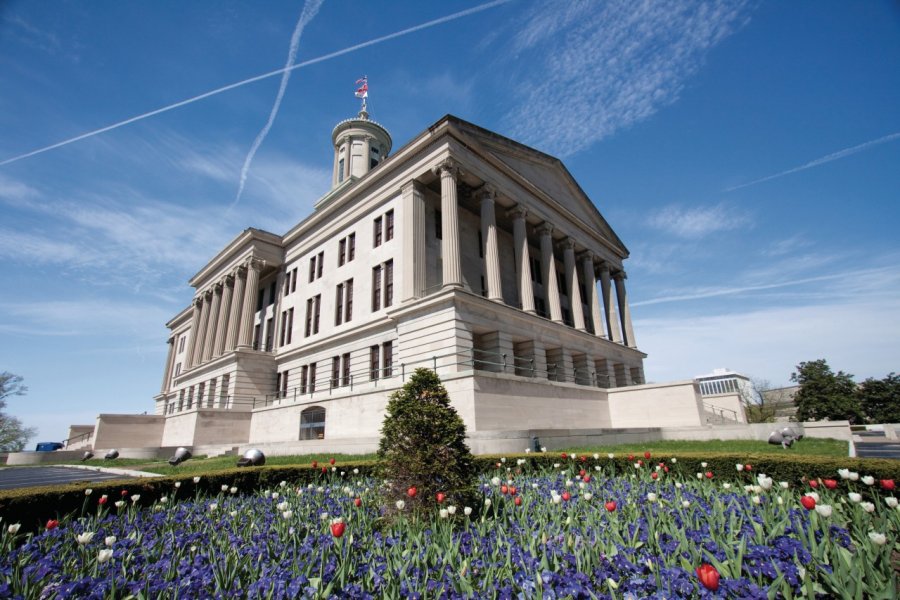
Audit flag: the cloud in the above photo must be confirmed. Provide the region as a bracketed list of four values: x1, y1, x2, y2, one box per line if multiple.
[0, 299, 171, 338]
[497, 0, 751, 157]
[725, 131, 900, 192]
[647, 202, 751, 238]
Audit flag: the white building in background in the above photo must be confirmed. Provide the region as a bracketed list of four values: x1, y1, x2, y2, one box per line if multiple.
[64, 108, 749, 456]
[695, 368, 750, 424]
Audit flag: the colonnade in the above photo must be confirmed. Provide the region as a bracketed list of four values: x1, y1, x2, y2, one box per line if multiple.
[408, 158, 637, 349]
[183, 257, 266, 372]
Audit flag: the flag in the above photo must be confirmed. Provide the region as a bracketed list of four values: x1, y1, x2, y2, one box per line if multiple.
[355, 76, 368, 99]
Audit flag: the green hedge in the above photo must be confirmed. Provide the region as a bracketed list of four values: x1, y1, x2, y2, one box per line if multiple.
[2, 453, 899, 533]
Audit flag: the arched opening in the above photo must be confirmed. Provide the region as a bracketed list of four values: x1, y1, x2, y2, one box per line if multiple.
[300, 406, 326, 440]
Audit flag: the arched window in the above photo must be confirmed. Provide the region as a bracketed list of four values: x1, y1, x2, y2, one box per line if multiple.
[300, 406, 326, 440]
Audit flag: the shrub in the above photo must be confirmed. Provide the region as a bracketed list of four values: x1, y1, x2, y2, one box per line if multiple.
[377, 368, 477, 513]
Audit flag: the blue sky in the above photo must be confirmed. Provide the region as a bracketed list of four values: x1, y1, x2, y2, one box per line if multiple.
[1, 1, 899, 443]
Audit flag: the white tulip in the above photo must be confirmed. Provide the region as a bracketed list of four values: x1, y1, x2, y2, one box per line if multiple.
[229, 487, 237, 495]
[209, 503, 218, 511]
[751, 495, 761, 505]
[193, 476, 201, 483]
[464, 506, 472, 516]
[7, 524, 21, 535]
[722, 483, 732, 490]
[696, 473, 703, 479]
[862, 476, 875, 486]
[583, 493, 593, 500]
[319, 512, 329, 521]
[105, 536, 116, 546]
[130, 495, 140, 503]
[701, 462, 708, 468]
[114, 501, 125, 509]
[647, 493, 658, 503]
[779, 482, 789, 489]
[837, 468, 851, 480]
[84, 488, 93, 496]
[593, 453, 600, 459]
[868, 532, 887, 546]
[221, 485, 229, 492]
[447, 505, 457, 515]
[675, 482, 683, 489]
[395, 500, 406, 511]
[815, 505, 832, 518]
[484, 499, 492, 508]
[439, 509, 449, 519]
[861, 502, 875, 513]
[608, 453, 615, 459]
[736, 464, 744, 472]
[805, 492, 820, 501]
[849, 472, 859, 482]
[776, 497, 784, 505]
[757, 475, 773, 491]
[98, 549, 113, 563]
[76, 531, 95, 545]
[174, 482, 181, 489]
[282, 510, 293, 519]
[885, 497, 898, 508]
[491, 477, 501, 486]
[682, 500, 690, 508]
[848, 493, 862, 503]
[671, 457, 677, 463]
[277, 502, 289, 511]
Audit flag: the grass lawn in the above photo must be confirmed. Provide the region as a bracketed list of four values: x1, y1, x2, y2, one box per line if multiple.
[37, 438, 850, 476]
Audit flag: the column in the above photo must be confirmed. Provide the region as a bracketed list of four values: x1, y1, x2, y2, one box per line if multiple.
[537, 223, 563, 323]
[184, 298, 202, 369]
[332, 146, 340, 187]
[580, 251, 606, 339]
[400, 180, 426, 301]
[192, 292, 212, 366]
[562, 238, 586, 331]
[225, 267, 246, 352]
[614, 271, 637, 348]
[202, 283, 222, 362]
[214, 275, 234, 357]
[508, 206, 535, 314]
[479, 186, 503, 302]
[237, 258, 264, 349]
[160, 337, 175, 394]
[599, 262, 623, 344]
[344, 138, 352, 180]
[362, 136, 372, 173]
[432, 158, 463, 289]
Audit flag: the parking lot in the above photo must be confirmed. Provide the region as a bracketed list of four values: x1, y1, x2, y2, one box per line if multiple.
[0, 466, 136, 491]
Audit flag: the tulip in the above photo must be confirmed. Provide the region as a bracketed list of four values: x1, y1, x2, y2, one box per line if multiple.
[643, 451, 651, 459]
[806, 491, 820, 501]
[779, 481, 789, 489]
[736, 464, 744, 472]
[583, 475, 591, 483]
[705, 472, 714, 479]
[514, 496, 522, 506]
[329, 458, 336, 465]
[174, 481, 181, 489]
[46, 519, 59, 530]
[114, 501, 125, 509]
[439, 508, 449, 518]
[752, 495, 761, 505]
[848, 492, 862, 503]
[757, 475, 773, 491]
[76, 531, 95, 545]
[464, 506, 472, 516]
[436, 492, 446, 503]
[868, 532, 887, 546]
[837, 468, 850, 480]
[193, 476, 201, 483]
[282, 510, 293, 519]
[582, 492, 593, 500]
[447, 505, 457, 515]
[701, 462, 708, 468]
[120, 490, 128, 497]
[98, 496, 108, 506]
[823, 479, 837, 490]
[682, 500, 690, 508]
[862, 475, 875, 486]
[861, 502, 875, 513]
[7, 524, 21, 535]
[696, 563, 720, 591]
[353, 498, 362, 507]
[647, 492, 658, 503]
[849, 472, 859, 481]
[561, 491, 571, 502]
[815, 504, 832, 518]
[131, 494, 141, 503]
[395, 500, 406, 511]
[608, 453, 615, 459]
[311, 461, 318, 469]
[500, 485, 508, 495]
[509, 486, 517, 496]
[407, 486, 417, 498]
[209, 503, 218, 511]
[105, 536, 116, 546]
[809, 480, 818, 489]
[675, 482, 683, 489]
[561, 452, 568, 459]
[745, 464, 752, 471]
[651, 472, 658, 480]
[881, 479, 895, 491]
[98, 549, 113, 564]
[885, 497, 898, 508]
[84, 488, 92, 496]
[605, 501, 617, 512]
[484, 498, 492, 507]
[800, 496, 816, 510]
[321, 467, 327, 474]
[330, 521, 345, 538]
[627, 454, 634, 461]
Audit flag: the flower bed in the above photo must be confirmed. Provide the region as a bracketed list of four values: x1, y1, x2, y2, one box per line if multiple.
[1, 456, 898, 598]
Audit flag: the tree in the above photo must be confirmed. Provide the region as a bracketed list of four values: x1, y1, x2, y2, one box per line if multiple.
[857, 373, 900, 423]
[790, 359, 862, 423]
[0, 372, 36, 451]
[740, 378, 780, 423]
[377, 368, 477, 513]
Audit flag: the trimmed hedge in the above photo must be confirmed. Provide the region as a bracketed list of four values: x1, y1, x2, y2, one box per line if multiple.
[2, 453, 899, 533]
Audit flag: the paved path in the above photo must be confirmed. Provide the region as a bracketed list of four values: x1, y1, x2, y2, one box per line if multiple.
[0, 466, 137, 491]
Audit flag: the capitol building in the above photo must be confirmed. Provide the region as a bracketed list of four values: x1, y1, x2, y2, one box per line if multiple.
[65, 107, 747, 457]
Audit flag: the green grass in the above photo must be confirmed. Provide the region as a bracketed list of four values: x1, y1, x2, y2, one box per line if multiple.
[36, 438, 850, 476]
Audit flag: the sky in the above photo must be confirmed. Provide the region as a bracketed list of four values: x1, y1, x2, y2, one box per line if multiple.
[1, 1, 899, 444]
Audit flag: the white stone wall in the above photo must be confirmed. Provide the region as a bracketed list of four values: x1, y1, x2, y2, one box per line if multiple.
[607, 380, 704, 428]
[94, 414, 165, 449]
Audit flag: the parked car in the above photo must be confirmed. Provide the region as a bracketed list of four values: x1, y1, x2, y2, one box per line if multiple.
[35, 442, 64, 452]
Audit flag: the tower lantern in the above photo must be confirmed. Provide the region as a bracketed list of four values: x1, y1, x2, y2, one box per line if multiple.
[330, 76, 392, 189]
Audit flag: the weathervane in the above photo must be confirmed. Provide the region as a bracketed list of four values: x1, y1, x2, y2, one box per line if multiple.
[355, 76, 369, 116]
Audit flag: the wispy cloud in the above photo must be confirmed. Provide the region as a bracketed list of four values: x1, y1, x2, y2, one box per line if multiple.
[499, 0, 751, 156]
[0, 299, 171, 338]
[725, 131, 900, 192]
[231, 0, 323, 210]
[647, 202, 751, 239]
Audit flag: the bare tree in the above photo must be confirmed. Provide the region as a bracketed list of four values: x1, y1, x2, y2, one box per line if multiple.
[739, 378, 784, 423]
[0, 372, 37, 451]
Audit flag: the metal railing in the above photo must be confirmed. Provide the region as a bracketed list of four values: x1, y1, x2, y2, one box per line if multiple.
[702, 401, 741, 422]
[62, 431, 93, 449]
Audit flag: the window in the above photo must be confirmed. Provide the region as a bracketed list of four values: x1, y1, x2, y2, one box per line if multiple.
[317, 251, 324, 279]
[221, 374, 230, 405]
[385, 210, 394, 241]
[305, 295, 320, 336]
[309, 256, 316, 282]
[348, 233, 356, 261]
[300, 365, 309, 394]
[384, 260, 393, 308]
[253, 324, 261, 350]
[178, 336, 186, 353]
[208, 378, 217, 408]
[313, 294, 320, 334]
[178, 389, 185, 412]
[265, 317, 274, 351]
[339, 238, 346, 266]
[291, 268, 297, 293]
[174, 363, 182, 377]
[279, 310, 288, 347]
[370, 158, 378, 169]
[305, 298, 313, 337]
[345, 279, 353, 322]
[382, 341, 393, 378]
[286, 308, 293, 345]
[335, 284, 344, 326]
[331, 356, 340, 388]
[342, 352, 350, 386]
[268, 281, 276, 305]
[256, 289, 265, 311]
[338, 159, 345, 182]
[374, 216, 383, 247]
[435, 211, 442, 239]
[284, 273, 292, 296]
[309, 362, 316, 392]
[370, 345, 380, 381]
[530, 257, 541, 283]
[300, 406, 326, 440]
[278, 370, 289, 399]
[372, 265, 382, 311]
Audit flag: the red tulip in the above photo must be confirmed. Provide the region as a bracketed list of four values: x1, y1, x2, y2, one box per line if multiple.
[651, 472, 658, 480]
[561, 491, 571, 502]
[744, 464, 752, 472]
[98, 496, 107, 505]
[496, 462, 502, 468]
[579, 469, 586, 478]
[809, 480, 818, 489]
[696, 563, 720, 591]
[638, 460, 644, 467]
[561, 452, 568, 459]
[407, 486, 417, 498]
[321, 467, 327, 474]
[644, 451, 651, 460]
[800, 495, 816, 510]
[823, 479, 837, 490]
[605, 500, 617, 512]
[120, 490, 128, 497]
[705, 472, 714, 479]
[509, 486, 517, 496]
[311, 460, 318, 469]
[500, 485, 508, 495]
[881, 479, 896, 491]
[627, 454, 635, 461]
[46, 519, 59, 530]
[583, 475, 591, 483]
[580, 455, 587, 463]
[514, 496, 522, 506]
[353, 498, 361, 507]
[436, 492, 446, 504]
[329, 458, 335, 465]
[330, 521, 346, 538]
[663, 466, 669, 473]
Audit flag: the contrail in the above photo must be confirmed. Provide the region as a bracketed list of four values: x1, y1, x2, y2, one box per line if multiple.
[230, 0, 323, 211]
[0, 0, 513, 167]
[724, 131, 900, 192]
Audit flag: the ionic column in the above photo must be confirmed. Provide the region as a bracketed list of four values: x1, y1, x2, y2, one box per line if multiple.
[562, 238, 586, 331]
[508, 206, 536, 314]
[214, 275, 234, 357]
[192, 292, 212, 366]
[599, 262, 623, 343]
[160, 337, 175, 393]
[202, 283, 222, 362]
[184, 298, 203, 369]
[225, 267, 246, 351]
[537, 223, 563, 323]
[479, 186, 503, 302]
[237, 258, 264, 349]
[580, 252, 605, 338]
[400, 180, 426, 301]
[432, 159, 463, 289]
[614, 271, 637, 348]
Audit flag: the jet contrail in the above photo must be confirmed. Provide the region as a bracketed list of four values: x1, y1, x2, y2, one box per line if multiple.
[0, 0, 513, 167]
[725, 131, 900, 192]
[230, 0, 323, 211]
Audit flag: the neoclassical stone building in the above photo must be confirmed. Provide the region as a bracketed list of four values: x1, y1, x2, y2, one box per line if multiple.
[75, 109, 704, 456]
